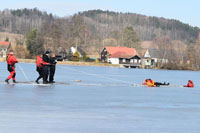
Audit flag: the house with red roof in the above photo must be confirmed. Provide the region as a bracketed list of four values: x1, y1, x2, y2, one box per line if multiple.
[101, 46, 141, 68]
[0, 41, 10, 58]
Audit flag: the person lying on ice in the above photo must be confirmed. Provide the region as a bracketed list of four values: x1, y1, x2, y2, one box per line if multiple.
[142, 79, 170, 87]
[35, 53, 44, 84]
[184, 80, 194, 88]
[5, 51, 18, 83]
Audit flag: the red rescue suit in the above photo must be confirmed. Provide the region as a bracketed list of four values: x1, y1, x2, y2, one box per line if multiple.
[35, 55, 44, 83]
[36, 55, 44, 67]
[184, 80, 194, 88]
[7, 54, 18, 80]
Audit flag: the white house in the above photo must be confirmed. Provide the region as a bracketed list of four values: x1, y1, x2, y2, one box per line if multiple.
[0, 41, 10, 58]
[101, 46, 141, 67]
[143, 48, 169, 67]
[70, 46, 84, 57]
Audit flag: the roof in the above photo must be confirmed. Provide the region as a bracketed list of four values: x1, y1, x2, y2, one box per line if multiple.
[110, 51, 132, 58]
[0, 41, 10, 45]
[148, 49, 162, 58]
[141, 49, 147, 57]
[70, 46, 85, 55]
[0, 41, 10, 48]
[105, 46, 139, 58]
[147, 48, 183, 60]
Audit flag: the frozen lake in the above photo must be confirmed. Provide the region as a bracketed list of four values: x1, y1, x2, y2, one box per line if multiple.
[0, 62, 200, 133]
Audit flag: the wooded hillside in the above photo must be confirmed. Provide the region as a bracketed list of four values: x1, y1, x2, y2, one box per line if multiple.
[79, 10, 200, 42]
[0, 9, 200, 60]
[0, 8, 53, 34]
[1, 8, 200, 69]
[1, 9, 199, 42]
[1, 9, 199, 43]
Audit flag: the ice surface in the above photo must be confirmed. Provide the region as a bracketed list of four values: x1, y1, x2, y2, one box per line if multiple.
[0, 62, 200, 133]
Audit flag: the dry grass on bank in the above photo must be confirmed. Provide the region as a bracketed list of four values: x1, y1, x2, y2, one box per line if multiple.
[0, 58, 119, 67]
[58, 61, 119, 67]
[0, 58, 4, 62]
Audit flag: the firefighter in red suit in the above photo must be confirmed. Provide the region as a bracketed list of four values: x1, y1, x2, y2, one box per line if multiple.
[184, 80, 194, 88]
[35, 54, 44, 83]
[5, 51, 18, 83]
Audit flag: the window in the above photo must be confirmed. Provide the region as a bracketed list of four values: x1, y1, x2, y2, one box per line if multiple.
[122, 59, 126, 63]
[134, 59, 137, 63]
[130, 59, 133, 63]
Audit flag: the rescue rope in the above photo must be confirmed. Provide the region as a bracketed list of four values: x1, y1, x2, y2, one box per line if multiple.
[17, 63, 30, 82]
[58, 65, 190, 88]
[58, 65, 133, 85]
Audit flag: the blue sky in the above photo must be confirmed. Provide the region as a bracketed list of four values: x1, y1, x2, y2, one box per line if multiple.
[0, 0, 199, 27]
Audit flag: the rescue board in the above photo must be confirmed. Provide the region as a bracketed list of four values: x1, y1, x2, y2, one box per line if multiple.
[0, 81, 51, 86]
[0, 81, 71, 86]
[132, 83, 183, 88]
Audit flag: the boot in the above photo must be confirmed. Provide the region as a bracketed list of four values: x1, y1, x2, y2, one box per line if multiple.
[43, 81, 49, 84]
[35, 80, 39, 84]
[5, 78, 9, 83]
[49, 81, 55, 83]
[13, 80, 17, 83]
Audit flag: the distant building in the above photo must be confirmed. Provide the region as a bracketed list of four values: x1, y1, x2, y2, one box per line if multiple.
[101, 46, 141, 68]
[70, 46, 84, 57]
[68, 46, 86, 61]
[0, 41, 10, 58]
[56, 47, 67, 61]
[142, 48, 170, 68]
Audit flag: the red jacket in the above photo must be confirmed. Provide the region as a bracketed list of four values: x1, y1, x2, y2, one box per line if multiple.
[36, 55, 44, 67]
[7, 54, 18, 65]
[184, 81, 194, 88]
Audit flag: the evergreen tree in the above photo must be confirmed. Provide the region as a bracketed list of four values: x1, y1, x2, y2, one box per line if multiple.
[122, 26, 140, 48]
[83, 52, 87, 61]
[68, 49, 72, 60]
[25, 29, 44, 56]
[5, 37, 9, 42]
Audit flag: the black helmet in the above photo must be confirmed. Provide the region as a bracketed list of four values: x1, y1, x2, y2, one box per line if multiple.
[45, 50, 51, 54]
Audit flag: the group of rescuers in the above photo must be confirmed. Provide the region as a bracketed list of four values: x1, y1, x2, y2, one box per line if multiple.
[4, 50, 195, 87]
[5, 50, 57, 84]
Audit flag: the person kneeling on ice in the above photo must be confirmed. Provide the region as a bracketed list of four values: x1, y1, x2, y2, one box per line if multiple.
[184, 80, 194, 88]
[35, 53, 44, 84]
[5, 51, 18, 83]
[143, 79, 170, 87]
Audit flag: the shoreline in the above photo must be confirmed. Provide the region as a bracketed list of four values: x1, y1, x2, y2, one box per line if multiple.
[1, 58, 199, 71]
[0, 58, 120, 67]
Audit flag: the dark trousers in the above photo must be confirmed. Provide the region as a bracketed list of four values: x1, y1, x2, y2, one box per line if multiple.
[43, 65, 50, 82]
[36, 67, 43, 81]
[49, 65, 56, 82]
[155, 82, 168, 87]
[7, 64, 16, 80]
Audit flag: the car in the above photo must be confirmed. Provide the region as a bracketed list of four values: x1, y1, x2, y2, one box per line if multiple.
[55, 55, 64, 61]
